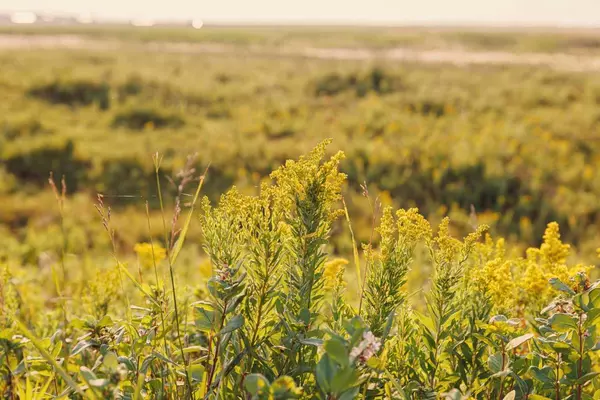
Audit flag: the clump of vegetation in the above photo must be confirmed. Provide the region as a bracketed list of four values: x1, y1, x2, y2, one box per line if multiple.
[112, 107, 185, 130]
[28, 79, 110, 109]
[4, 139, 90, 191]
[1, 118, 51, 140]
[1, 142, 599, 399]
[313, 67, 401, 97]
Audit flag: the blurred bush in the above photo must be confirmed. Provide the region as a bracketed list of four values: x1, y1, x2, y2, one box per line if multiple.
[28, 80, 110, 109]
[4, 140, 91, 192]
[313, 68, 401, 97]
[112, 108, 185, 130]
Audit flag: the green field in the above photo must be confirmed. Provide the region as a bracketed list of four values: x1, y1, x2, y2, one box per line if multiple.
[3, 27, 600, 260]
[1, 26, 600, 399]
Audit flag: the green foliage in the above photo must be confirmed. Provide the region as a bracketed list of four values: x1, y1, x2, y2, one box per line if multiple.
[5, 26, 600, 398]
[4, 139, 90, 191]
[313, 68, 401, 97]
[5, 40, 600, 256]
[2, 142, 599, 399]
[112, 107, 185, 130]
[28, 79, 110, 109]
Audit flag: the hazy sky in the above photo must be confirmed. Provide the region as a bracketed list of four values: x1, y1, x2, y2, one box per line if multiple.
[3, 0, 600, 26]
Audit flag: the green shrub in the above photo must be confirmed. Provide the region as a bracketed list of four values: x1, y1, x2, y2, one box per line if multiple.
[112, 108, 185, 130]
[1, 118, 51, 140]
[3, 140, 90, 192]
[28, 80, 110, 109]
[313, 68, 401, 97]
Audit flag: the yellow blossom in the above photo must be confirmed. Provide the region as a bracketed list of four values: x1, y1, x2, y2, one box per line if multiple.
[515, 223, 592, 310]
[270, 139, 346, 223]
[323, 258, 348, 291]
[473, 259, 516, 312]
[134, 242, 167, 269]
[199, 259, 213, 280]
[434, 217, 462, 263]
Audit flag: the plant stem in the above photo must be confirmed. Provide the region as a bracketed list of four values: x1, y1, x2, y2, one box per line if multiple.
[556, 352, 561, 400]
[358, 192, 377, 315]
[167, 256, 192, 399]
[206, 302, 228, 393]
[498, 346, 506, 400]
[576, 313, 584, 400]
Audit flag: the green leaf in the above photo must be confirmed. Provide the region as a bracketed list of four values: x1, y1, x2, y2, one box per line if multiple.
[488, 352, 504, 373]
[151, 351, 180, 367]
[382, 311, 395, 342]
[529, 395, 553, 400]
[80, 366, 97, 381]
[70, 340, 94, 356]
[316, 354, 335, 392]
[97, 315, 114, 328]
[245, 373, 270, 396]
[103, 351, 119, 370]
[331, 367, 359, 394]
[169, 171, 205, 265]
[529, 366, 555, 385]
[589, 288, 600, 308]
[548, 313, 578, 332]
[505, 333, 534, 351]
[14, 319, 85, 396]
[188, 364, 205, 382]
[338, 387, 360, 400]
[298, 308, 311, 325]
[549, 278, 575, 295]
[489, 315, 509, 323]
[195, 307, 215, 332]
[324, 339, 349, 368]
[90, 378, 110, 388]
[299, 337, 323, 347]
[502, 390, 516, 400]
[220, 314, 244, 335]
[585, 308, 600, 328]
[577, 372, 600, 385]
[366, 356, 383, 369]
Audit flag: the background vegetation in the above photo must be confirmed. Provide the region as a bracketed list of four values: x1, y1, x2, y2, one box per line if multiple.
[2, 25, 600, 398]
[3, 26, 600, 264]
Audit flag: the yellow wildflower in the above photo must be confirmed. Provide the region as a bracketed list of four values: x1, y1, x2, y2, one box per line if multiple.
[396, 208, 432, 246]
[134, 242, 167, 269]
[516, 223, 592, 310]
[270, 139, 346, 223]
[434, 218, 462, 263]
[323, 258, 348, 291]
[199, 259, 213, 280]
[539, 222, 569, 266]
[476, 259, 516, 312]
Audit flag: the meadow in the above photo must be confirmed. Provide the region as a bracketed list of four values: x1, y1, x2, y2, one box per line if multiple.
[1, 26, 600, 398]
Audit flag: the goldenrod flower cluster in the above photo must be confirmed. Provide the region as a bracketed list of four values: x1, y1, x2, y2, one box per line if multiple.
[471, 222, 593, 314]
[323, 258, 348, 291]
[270, 138, 346, 223]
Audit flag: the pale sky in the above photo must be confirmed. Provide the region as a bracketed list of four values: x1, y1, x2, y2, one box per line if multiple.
[2, 0, 600, 26]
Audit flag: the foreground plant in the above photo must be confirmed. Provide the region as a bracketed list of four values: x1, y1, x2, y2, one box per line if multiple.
[2, 141, 600, 399]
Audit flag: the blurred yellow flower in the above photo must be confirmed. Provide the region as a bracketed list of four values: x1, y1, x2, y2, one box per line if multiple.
[134, 242, 167, 269]
[199, 259, 213, 280]
[323, 258, 348, 291]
